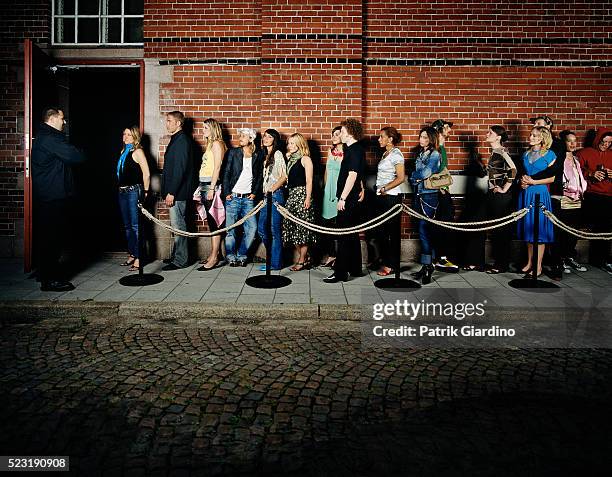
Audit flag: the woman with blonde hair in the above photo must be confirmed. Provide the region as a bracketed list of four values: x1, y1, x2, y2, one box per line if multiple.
[283, 133, 317, 270]
[117, 126, 150, 271]
[517, 126, 556, 277]
[198, 118, 227, 271]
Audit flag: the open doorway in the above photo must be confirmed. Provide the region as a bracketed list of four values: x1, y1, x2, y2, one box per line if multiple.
[66, 66, 141, 257]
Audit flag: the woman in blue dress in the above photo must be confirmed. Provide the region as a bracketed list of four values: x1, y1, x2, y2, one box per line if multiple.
[517, 126, 556, 277]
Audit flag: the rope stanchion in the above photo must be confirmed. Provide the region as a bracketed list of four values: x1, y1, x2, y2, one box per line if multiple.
[544, 210, 612, 240]
[403, 204, 530, 232]
[139, 200, 265, 237]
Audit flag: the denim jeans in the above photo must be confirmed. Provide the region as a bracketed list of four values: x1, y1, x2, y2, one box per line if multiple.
[414, 193, 439, 265]
[169, 200, 188, 267]
[118, 187, 140, 258]
[225, 195, 257, 262]
[257, 190, 285, 270]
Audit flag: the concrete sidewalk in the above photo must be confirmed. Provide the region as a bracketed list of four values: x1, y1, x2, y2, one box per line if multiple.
[0, 257, 609, 309]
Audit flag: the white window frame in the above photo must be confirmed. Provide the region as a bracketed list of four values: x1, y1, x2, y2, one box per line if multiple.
[52, 0, 144, 46]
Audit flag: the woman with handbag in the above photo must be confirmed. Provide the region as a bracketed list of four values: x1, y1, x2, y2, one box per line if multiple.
[257, 129, 287, 271]
[374, 127, 406, 276]
[517, 126, 556, 277]
[197, 118, 227, 271]
[410, 127, 441, 284]
[553, 130, 588, 273]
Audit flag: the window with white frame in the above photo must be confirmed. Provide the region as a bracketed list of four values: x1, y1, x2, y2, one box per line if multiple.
[53, 0, 144, 46]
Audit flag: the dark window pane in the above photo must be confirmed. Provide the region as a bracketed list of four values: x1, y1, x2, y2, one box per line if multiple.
[108, 0, 121, 15]
[55, 17, 75, 43]
[124, 18, 143, 43]
[55, 0, 75, 15]
[78, 0, 99, 15]
[103, 18, 122, 43]
[125, 0, 144, 15]
[78, 18, 99, 43]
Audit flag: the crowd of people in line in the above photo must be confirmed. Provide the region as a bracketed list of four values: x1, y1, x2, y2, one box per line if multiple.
[31, 107, 611, 292]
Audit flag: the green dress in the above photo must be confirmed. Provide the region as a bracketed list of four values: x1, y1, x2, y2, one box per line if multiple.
[321, 151, 342, 220]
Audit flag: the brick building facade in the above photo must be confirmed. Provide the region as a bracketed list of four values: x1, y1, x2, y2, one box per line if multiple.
[1, 1, 610, 262]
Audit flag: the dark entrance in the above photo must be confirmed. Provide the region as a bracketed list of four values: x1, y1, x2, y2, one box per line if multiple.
[67, 67, 140, 257]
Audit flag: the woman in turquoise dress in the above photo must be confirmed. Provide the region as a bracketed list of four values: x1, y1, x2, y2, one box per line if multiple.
[517, 126, 556, 277]
[319, 126, 344, 267]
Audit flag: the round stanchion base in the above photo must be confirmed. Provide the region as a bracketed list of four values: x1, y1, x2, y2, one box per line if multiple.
[245, 275, 292, 289]
[374, 278, 421, 291]
[120, 273, 165, 287]
[508, 278, 560, 292]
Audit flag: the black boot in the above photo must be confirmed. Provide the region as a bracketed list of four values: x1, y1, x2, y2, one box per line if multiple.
[421, 265, 434, 285]
[411, 265, 427, 279]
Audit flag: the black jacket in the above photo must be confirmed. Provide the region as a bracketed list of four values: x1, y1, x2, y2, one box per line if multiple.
[222, 147, 264, 200]
[162, 130, 196, 201]
[31, 123, 86, 202]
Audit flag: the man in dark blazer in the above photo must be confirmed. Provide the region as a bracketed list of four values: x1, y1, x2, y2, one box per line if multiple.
[32, 107, 86, 291]
[161, 111, 195, 270]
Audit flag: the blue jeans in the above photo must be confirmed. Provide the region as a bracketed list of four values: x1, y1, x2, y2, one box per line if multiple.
[225, 195, 257, 262]
[258, 190, 285, 270]
[415, 193, 439, 265]
[169, 200, 188, 267]
[118, 186, 141, 258]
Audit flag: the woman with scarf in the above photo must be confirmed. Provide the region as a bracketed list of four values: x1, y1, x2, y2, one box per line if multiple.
[257, 129, 287, 271]
[283, 133, 317, 271]
[117, 126, 150, 271]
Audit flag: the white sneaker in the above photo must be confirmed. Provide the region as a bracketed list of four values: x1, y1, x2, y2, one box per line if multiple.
[602, 263, 612, 275]
[565, 258, 587, 272]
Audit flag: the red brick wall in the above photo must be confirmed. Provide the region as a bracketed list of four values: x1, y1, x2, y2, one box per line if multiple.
[0, 1, 49, 248]
[1, 1, 611, 254]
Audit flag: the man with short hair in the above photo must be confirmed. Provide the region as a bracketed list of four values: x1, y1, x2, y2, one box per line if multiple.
[431, 119, 459, 273]
[161, 111, 196, 271]
[577, 127, 612, 274]
[324, 118, 366, 283]
[32, 107, 86, 291]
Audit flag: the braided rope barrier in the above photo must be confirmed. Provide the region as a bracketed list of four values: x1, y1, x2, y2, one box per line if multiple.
[138, 200, 265, 237]
[402, 204, 530, 232]
[274, 202, 403, 235]
[543, 210, 612, 240]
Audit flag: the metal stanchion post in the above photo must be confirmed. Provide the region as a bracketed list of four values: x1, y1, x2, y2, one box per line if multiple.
[246, 192, 292, 289]
[375, 196, 421, 291]
[120, 198, 164, 287]
[509, 193, 559, 291]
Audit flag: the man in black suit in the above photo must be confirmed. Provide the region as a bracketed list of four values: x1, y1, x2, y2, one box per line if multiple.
[161, 111, 195, 271]
[32, 107, 86, 291]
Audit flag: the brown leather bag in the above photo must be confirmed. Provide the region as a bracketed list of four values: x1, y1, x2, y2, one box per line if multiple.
[425, 167, 453, 189]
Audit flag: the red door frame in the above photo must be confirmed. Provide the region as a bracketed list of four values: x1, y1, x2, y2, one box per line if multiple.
[23, 46, 145, 272]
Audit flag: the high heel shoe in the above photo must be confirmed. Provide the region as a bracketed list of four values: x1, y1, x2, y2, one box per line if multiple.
[411, 265, 427, 279]
[421, 265, 434, 285]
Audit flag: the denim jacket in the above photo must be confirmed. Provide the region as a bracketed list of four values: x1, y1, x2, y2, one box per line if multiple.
[410, 149, 441, 194]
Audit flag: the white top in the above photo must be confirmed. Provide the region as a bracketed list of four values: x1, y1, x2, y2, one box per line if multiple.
[232, 156, 253, 194]
[376, 147, 404, 195]
[263, 151, 287, 192]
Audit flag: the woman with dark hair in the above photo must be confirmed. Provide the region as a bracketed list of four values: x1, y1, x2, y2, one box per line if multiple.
[257, 129, 287, 271]
[463, 125, 517, 273]
[284, 133, 317, 271]
[320, 126, 344, 268]
[517, 126, 556, 277]
[374, 126, 406, 276]
[552, 130, 588, 274]
[197, 118, 227, 271]
[117, 126, 151, 271]
[409, 126, 441, 284]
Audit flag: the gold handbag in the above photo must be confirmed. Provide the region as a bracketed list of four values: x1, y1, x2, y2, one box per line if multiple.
[425, 167, 453, 189]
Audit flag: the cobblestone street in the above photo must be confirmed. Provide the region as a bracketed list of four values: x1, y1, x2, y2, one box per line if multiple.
[1, 315, 612, 476]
